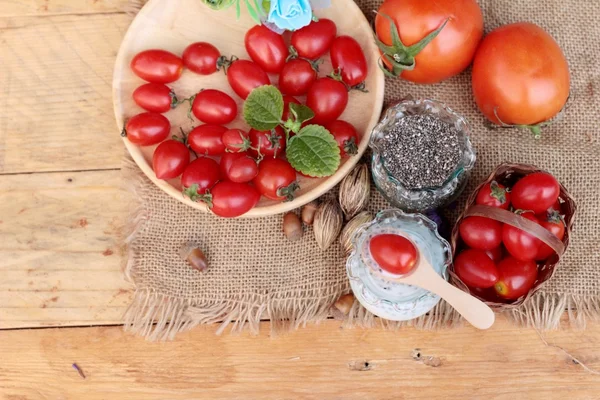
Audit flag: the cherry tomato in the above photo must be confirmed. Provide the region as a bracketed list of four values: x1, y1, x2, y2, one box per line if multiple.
[209, 181, 260, 218]
[182, 42, 221, 75]
[291, 19, 337, 59]
[472, 22, 570, 127]
[494, 257, 538, 300]
[459, 216, 503, 250]
[220, 152, 248, 180]
[132, 83, 176, 113]
[306, 78, 349, 125]
[502, 212, 542, 261]
[375, 0, 483, 83]
[244, 25, 288, 74]
[228, 156, 259, 183]
[227, 60, 270, 99]
[131, 49, 183, 84]
[152, 140, 189, 180]
[454, 249, 499, 289]
[475, 181, 511, 210]
[249, 127, 286, 158]
[325, 120, 359, 157]
[282, 96, 300, 121]
[222, 129, 251, 153]
[188, 125, 227, 155]
[124, 112, 170, 146]
[546, 199, 563, 215]
[192, 89, 237, 125]
[536, 212, 565, 260]
[181, 157, 221, 196]
[485, 247, 504, 263]
[279, 59, 317, 96]
[253, 158, 299, 201]
[330, 36, 368, 87]
[369, 234, 418, 275]
[511, 172, 560, 214]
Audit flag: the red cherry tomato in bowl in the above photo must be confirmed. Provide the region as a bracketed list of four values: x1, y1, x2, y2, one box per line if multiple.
[475, 181, 511, 209]
[330, 36, 368, 87]
[494, 257, 538, 300]
[511, 172, 560, 214]
[227, 60, 270, 99]
[306, 78, 349, 125]
[124, 112, 170, 146]
[152, 140, 190, 180]
[536, 212, 565, 260]
[222, 129, 251, 153]
[454, 249, 499, 289]
[253, 158, 298, 201]
[459, 216, 503, 250]
[282, 96, 301, 121]
[228, 156, 259, 183]
[192, 89, 237, 125]
[133, 83, 176, 113]
[369, 234, 418, 275]
[182, 157, 220, 197]
[182, 42, 221, 75]
[279, 59, 317, 96]
[325, 120, 359, 157]
[291, 18, 337, 59]
[220, 152, 248, 180]
[188, 125, 227, 155]
[502, 212, 542, 261]
[249, 127, 286, 158]
[209, 181, 260, 218]
[131, 49, 183, 84]
[245, 25, 288, 74]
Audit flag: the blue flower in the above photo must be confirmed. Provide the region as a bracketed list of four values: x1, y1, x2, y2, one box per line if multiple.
[267, 0, 313, 31]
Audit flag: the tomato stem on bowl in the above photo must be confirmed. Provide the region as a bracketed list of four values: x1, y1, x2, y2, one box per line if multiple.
[276, 181, 300, 202]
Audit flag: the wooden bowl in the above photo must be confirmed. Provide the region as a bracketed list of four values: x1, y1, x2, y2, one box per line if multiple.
[113, 0, 384, 217]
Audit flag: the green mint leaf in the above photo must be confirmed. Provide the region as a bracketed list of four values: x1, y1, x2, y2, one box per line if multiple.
[287, 125, 341, 177]
[289, 103, 314, 126]
[243, 85, 284, 131]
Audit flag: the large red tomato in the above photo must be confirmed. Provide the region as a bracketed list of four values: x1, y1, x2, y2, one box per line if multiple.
[472, 22, 570, 129]
[374, 0, 483, 84]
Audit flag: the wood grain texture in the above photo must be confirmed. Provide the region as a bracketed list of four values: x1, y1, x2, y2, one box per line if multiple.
[0, 0, 129, 17]
[0, 13, 129, 174]
[0, 169, 132, 328]
[1, 317, 599, 399]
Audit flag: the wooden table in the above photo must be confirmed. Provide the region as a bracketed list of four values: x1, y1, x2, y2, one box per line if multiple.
[1, 1, 599, 398]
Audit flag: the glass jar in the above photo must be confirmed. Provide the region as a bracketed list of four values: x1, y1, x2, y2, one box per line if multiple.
[346, 209, 452, 321]
[370, 99, 476, 212]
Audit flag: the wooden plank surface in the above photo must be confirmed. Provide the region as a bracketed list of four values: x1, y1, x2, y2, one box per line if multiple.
[0, 0, 129, 17]
[1, 317, 600, 399]
[0, 169, 133, 328]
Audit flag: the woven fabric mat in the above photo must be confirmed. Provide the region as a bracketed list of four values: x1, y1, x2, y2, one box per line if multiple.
[123, 0, 600, 340]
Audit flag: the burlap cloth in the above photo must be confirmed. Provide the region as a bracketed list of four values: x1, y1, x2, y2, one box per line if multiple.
[123, 0, 600, 340]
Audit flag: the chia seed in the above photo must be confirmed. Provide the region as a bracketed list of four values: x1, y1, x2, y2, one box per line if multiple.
[381, 114, 461, 189]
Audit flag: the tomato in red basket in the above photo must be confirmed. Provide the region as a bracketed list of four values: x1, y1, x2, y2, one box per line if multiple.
[249, 127, 286, 158]
[369, 234, 418, 275]
[182, 157, 220, 196]
[192, 89, 237, 125]
[502, 212, 542, 261]
[330, 36, 368, 87]
[325, 120, 359, 157]
[511, 172, 560, 214]
[222, 129, 251, 153]
[152, 140, 189, 180]
[182, 42, 221, 75]
[133, 83, 176, 113]
[459, 216, 503, 250]
[124, 112, 170, 146]
[245, 25, 288, 74]
[228, 156, 259, 183]
[475, 181, 511, 210]
[494, 256, 538, 300]
[227, 60, 270, 100]
[131, 49, 183, 84]
[253, 158, 298, 201]
[279, 59, 317, 96]
[282, 96, 301, 121]
[209, 181, 260, 218]
[485, 246, 504, 263]
[454, 249, 499, 289]
[536, 211, 565, 260]
[291, 18, 337, 59]
[306, 78, 348, 125]
[188, 125, 227, 155]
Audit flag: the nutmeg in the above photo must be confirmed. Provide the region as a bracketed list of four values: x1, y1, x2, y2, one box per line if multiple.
[283, 212, 303, 241]
[339, 163, 370, 220]
[334, 293, 355, 315]
[301, 201, 319, 225]
[340, 211, 373, 255]
[179, 242, 209, 272]
[313, 199, 343, 250]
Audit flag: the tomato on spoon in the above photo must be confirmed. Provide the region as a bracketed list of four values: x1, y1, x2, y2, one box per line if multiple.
[369, 234, 418, 275]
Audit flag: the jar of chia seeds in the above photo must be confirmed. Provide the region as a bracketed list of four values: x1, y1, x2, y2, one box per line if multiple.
[370, 99, 476, 212]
